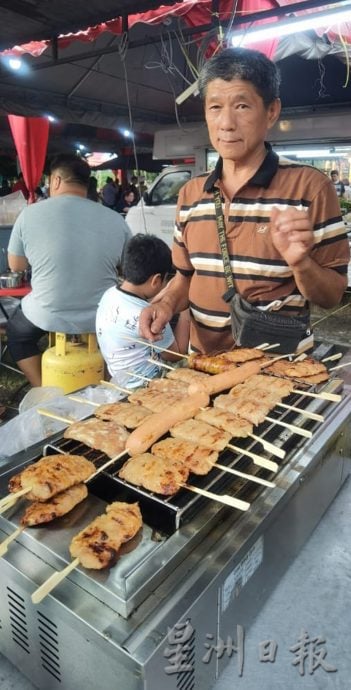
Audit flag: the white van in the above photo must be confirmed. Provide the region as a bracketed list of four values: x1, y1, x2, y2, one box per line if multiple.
[125, 164, 195, 247]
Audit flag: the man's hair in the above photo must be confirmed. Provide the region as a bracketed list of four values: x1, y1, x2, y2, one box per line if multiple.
[198, 47, 281, 106]
[122, 234, 172, 285]
[330, 170, 339, 176]
[49, 153, 91, 187]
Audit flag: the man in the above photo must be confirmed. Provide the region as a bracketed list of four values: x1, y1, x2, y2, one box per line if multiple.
[101, 176, 118, 209]
[330, 170, 345, 199]
[139, 47, 349, 354]
[7, 153, 131, 386]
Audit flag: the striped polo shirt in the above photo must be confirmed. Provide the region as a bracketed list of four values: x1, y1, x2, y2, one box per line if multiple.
[172, 144, 350, 354]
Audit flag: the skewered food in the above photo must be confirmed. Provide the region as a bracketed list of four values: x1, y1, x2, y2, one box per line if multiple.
[188, 348, 265, 374]
[9, 455, 95, 501]
[64, 419, 129, 458]
[126, 390, 210, 456]
[21, 484, 88, 526]
[213, 395, 271, 426]
[151, 438, 219, 475]
[195, 407, 253, 437]
[166, 368, 210, 383]
[119, 453, 190, 494]
[170, 418, 231, 451]
[95, 401, 151, 428]
[188, 359, 263, 395]
[69, 502, 142, 569]
[128, 388, 185, 411]
[229, 374, 294, 399]
[219, 349, 265, 363]
[265, 357, 328, 383]
[188, 353, 237, 374]
[146, 378, 188, 394]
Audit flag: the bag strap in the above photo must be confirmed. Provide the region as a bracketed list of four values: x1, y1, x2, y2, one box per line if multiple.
[213, 188, 235, 302]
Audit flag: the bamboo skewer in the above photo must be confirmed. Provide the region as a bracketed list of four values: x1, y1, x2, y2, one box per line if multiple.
[31, 558, 80, 605]
[248, 434, 285, 460]
[264, 416, 312, 438]
[0, 487, 32, 514]
[210, 464, 275, 487]
[121, 334, 187, 359]
[180, 484, 250, 511]
[276, 402, 324, 422]
[322, 353, 343, 363]
[0, 526, 25, 556]
[294, 389, 341, 402]
[227, 444, 278, 473]
[329, 361, 351, 372]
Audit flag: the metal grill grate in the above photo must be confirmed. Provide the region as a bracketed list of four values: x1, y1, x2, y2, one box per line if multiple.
[7, 587, 29, 655]
[37, 610, 61, 682]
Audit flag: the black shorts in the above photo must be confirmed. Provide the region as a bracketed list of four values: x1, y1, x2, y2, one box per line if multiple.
[6, 306, 47, 361]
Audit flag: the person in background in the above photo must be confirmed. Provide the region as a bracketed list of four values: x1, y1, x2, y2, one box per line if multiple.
[96, 233, 190, 388]
[12, 172, 29, 200]
[129, 175, 140, 203]
[330, 170, 345, 198]
[342, 178, 351, 201]
[101, 176, 117, 208]
[139, 47, 349, 355]
[116, 188, 136, 216]
[87, 176, 101, 202]
[7, 153, 131, 387]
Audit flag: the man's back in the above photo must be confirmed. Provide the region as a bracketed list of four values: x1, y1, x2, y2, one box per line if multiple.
[8, 195, 131, 333]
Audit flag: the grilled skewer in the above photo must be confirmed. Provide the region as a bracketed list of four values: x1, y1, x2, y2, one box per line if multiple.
[31, 502, 143, 604]
[118, 453, 250, 510]
[0, 485, 89, 556]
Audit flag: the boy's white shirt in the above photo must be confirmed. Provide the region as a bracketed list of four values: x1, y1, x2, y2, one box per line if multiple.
[96, 286, 174, 388]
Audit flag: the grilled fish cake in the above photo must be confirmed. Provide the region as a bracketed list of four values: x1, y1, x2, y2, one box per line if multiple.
[119, 453, 189, 495]
[95, 402, 151, 428]
[170, 418, 231, 451]
[69, 502, 142, 569]
[21, 484, 88, 526]
[195, 407, 253, 437]
[151, 438, 219, 475]
[64, 419, 129, 458]
[9, 454, 95, 501]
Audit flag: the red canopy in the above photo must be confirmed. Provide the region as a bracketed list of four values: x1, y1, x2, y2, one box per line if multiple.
[8, 115, 49, 203]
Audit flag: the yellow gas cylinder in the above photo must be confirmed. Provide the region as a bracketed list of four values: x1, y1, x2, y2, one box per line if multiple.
[41, 333, 104, 394]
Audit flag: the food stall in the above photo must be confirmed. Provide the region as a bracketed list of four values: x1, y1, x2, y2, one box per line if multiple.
[0, 350, 350, 690]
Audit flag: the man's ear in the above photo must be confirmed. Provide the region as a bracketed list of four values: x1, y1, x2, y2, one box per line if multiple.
[267, 98, 281, 130]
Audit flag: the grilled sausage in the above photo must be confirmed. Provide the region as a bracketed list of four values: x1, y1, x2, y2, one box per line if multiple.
[187, 359, 263, 396]
[126, 390, 210, 456]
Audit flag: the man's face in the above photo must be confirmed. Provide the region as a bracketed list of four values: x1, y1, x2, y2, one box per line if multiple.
[331, 173, 338, 182]
[204, 78, 281, 164]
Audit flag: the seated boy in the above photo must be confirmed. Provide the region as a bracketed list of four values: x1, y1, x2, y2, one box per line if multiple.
[96, 233, 189, 388]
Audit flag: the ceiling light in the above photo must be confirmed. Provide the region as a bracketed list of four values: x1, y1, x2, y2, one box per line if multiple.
[231, 3, 351, 46]
[8, 57, 22, 71]
[46, 114, 56, 123]
[122, 129, 132, 138]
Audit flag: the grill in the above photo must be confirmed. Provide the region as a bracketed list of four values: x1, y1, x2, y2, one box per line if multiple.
[41, 381, 330, 533]
[0, 355, 350, 690]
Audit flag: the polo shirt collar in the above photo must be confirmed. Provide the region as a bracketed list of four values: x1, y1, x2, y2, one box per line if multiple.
[204, 142, 279, 194]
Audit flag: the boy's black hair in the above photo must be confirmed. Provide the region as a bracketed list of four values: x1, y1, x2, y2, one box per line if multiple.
[198, 47, 281, 107]
[122, 233, 173, 285]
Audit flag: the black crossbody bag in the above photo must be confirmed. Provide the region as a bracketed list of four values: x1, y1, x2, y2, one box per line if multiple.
[213, 188, 311, 354]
